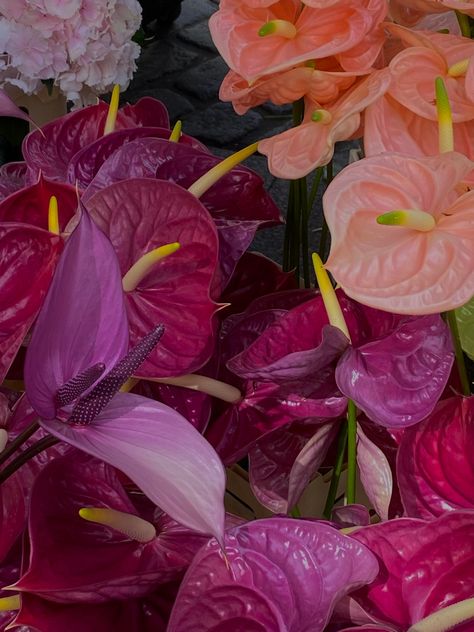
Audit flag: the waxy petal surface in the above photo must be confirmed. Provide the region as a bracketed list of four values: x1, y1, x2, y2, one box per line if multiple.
[18, 453, 211, 602]
[397, 396, 474, 518]
[24, 210, 129, 419]
[86, 179, 219, 377]
[351, 511, 474, 627]
[336, 315, 454, 427]
[0, 162, 27, 202]
[40, 393, 226, 542]
[0, 223, 62, 383]
[324, 152, 474, 314]
[168, 518, 379, 631]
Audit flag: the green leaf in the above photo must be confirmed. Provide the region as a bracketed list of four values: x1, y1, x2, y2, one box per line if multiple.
[455, 296, 474, 360]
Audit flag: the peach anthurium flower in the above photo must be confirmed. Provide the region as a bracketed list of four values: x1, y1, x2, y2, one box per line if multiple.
[386, 28, 474, 123]
[258, 69, 391, 179]
[220, 61, 360, 115]
[393, 0, 474, 17]
[324, 152, 474, 315]
[208, 0, 387, 82]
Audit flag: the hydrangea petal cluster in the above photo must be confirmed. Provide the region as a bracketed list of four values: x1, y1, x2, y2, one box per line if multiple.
[0, 0, 142, 106]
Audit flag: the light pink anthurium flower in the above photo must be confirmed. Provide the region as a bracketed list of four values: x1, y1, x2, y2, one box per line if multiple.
[393, 0, 474, 17]
[324, 151, 474, 314]
[258, 70, 391, 179]
[209, 0, 387, 82]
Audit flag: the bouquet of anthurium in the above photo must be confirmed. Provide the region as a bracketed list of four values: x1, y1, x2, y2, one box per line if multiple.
[0, 0, 473, 629]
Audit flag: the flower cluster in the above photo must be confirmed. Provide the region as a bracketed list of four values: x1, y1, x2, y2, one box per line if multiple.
[0, 0, 142, 106]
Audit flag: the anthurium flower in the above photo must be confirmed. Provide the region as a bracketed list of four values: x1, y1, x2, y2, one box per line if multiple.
[15, 452, 213, 602]
[397, 396, 474, 518]
[85, 178, 220, 377]
[0, 222, 63, 383]
[83, 137, 282, 290]
[24, 209, 226, 541]
[258, 70, 391, 179]
[168, 518, 379, 632]
[349, 511, 474, 630]
[23, 97, 169, 182]
[324, 151, 474, 314]
[219, 62, 361, 116]
[0, 174, 77, 232]
[209, 0, 387, 81]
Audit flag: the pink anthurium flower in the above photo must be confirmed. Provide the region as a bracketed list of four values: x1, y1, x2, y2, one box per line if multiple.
[0, 222, 63, 383]
[209, 0, 387, 81]
[258, 70, 391, 179]
[393, 0, 474, 17]
[397, 396, 474, 518]
[15, 452, 213, 602]
[85, 178, 220, 377]
[349, 511, 474, 630]
[324, 151, 474, 314]
[22, 97, 169, 183]
[168, 518, 379, 632]
[24, 209, 226, 542]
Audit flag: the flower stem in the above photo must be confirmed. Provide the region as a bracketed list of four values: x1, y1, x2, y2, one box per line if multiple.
[299, 176, 310, 287]
[318, 161, 333, 261]
[323, 421, 348, 519]
[289, 504, 301, 518]
[446, 310, 471, 396]
[0, 435, 59, 485]
[0, 420, 39, 467]
[346, 399, 357, 504]
[456, 11, 471, 38]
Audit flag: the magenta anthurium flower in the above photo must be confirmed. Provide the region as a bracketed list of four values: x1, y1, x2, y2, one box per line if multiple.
[168, 518, 379, 631]
[83, 137, 282, 289]
[22, 97, 170, 183]
[0, 222, 63, 383]
[349, 511, 474, 630]
[397, 396, 474, 518]
[86, 178, 220, 377]
[0, 173, 77, 232]
[15, 452, 212, 602]
[24, 209, 226, 542]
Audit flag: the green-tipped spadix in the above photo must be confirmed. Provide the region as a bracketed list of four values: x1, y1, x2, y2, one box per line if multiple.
[48, 195, 59, 235]
[0, 594, 20, 612]
[169, 120, 182, 142]
[376, 209, 436, 232]
[407, 598, 474, 632]
[448, 58, 469, 77]
[311, 109, 332, 124]
[187, 143, 258, 199]
[435, 76, 454, 153]
[258, 19, 297, 39]
[312, 253, 351, 341]
[103, 84, 121, 136]
[79, 507, 156, 543]
[122, 242, 181, 292]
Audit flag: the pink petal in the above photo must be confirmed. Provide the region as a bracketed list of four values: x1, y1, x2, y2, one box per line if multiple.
[40, 393, 226, 542]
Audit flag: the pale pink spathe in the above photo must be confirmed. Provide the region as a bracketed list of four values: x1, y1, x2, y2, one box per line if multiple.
[324, 152, 474, 314]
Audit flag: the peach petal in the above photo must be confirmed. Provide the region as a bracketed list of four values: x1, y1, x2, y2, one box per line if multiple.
[324, 153, 474, 314]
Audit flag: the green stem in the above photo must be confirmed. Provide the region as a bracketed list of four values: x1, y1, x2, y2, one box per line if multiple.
[446, 310, 471, 396]
[456, 11, 471, 38]
[318, 161, 333, 261]
[346, 399, 357, 504]
[291, 178, 301, 280]
[283, 181, 295, 271]
[307, 167, 323, 212]
[0, 420, 39, 467]
[0, 435, 60, 485]
[300, 176, 310, 287]
[290, 504, 301, 518]
[323, 422, 348, 519]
